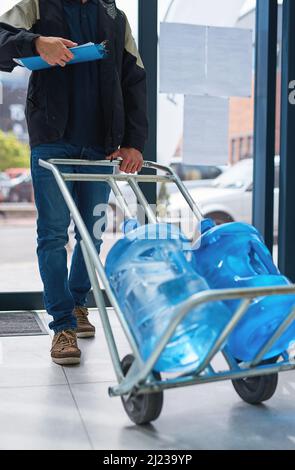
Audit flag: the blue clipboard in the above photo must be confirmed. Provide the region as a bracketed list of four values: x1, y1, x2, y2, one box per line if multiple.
[13, 42, 107, 71]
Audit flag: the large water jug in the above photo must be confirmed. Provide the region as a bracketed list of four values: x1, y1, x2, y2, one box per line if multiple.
[105, 222, 232, 373]
[192, 220, 295, 362]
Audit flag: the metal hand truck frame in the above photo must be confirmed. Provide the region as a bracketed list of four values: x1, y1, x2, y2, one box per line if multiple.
[39, 158, 295, 425]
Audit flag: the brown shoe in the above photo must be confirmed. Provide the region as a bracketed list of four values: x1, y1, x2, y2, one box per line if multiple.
[74, 306, 96, 338]
[51, 329, 81, 365]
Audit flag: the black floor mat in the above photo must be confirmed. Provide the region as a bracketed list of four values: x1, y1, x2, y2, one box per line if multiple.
[0, 312, 48, 337]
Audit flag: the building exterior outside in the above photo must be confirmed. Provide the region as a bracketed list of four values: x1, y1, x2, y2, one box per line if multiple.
[0, 68, 29, 143]
[171, 1, 282, 166]
[229, 2, 282, 163]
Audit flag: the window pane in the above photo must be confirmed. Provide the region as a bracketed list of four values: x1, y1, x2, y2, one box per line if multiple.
[158, 1, 256, 239]
[0, 0, 139, 293]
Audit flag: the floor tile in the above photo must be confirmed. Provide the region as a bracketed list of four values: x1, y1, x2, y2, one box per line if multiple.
[2, 310, 295, 449]
[36, 310, 131, 385]
[0, 335, 67, 388]
[0, 385, 92, 450]
[71, 370, 295, 450]
[56, 309, 131, 385]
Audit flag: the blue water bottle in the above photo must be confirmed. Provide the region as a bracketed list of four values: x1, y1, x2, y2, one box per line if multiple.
[192, 220, 295, 361]
[105, 222, 231, 373]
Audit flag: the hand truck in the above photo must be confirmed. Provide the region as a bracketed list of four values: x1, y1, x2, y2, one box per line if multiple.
[39, 157, 295, 425]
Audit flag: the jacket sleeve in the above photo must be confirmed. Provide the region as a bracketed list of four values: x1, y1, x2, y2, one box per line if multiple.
[0, 0, 40, 72]
[121, 14, 148, 154]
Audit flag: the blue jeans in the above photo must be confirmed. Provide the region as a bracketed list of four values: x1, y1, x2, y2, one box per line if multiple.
[31, 141, 113, 333]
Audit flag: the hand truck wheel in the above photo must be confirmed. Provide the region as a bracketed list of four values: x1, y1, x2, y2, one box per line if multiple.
[232, 357, 279, 405]
[120, 354, 164, 425]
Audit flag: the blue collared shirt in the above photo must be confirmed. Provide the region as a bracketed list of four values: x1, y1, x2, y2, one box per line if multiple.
[63, 0, 104, 146]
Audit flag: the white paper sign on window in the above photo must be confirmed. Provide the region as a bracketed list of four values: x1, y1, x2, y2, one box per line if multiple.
[183, 95, 229, 166]
[207, 26, 253, 97]
[160, 22, 253, 98]
[159, 23, 207, 95]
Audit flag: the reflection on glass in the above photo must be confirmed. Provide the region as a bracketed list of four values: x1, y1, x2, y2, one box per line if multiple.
[212, 159, 253, 190]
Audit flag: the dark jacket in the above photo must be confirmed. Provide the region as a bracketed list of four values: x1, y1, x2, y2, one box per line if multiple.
[0, 0, 148, 153]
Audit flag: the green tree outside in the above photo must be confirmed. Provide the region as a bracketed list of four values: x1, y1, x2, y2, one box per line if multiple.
[0, 130, 29, 171]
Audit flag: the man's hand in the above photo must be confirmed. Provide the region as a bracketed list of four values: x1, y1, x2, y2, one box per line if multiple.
[106, 148, 144, 174]
[35, 36, 77, 67]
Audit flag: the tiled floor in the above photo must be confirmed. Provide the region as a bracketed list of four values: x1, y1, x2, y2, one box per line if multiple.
[1, 309, 295, 450]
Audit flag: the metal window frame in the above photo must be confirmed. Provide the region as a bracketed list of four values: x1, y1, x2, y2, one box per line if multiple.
[253, 0, 278, 252]
[278, 0, 295, 282]
[138, 0, 158, 209]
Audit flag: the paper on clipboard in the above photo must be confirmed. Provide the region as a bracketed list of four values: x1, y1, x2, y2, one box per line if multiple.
[13, 41, 107, 71]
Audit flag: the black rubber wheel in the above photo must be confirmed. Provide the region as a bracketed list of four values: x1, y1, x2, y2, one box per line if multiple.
[120, 354, 164, 425]
[232, 358, 279, 405]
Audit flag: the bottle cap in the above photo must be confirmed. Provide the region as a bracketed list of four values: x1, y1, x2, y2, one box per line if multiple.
[123, 218, 140, 234]
[199, 218, 215, 234]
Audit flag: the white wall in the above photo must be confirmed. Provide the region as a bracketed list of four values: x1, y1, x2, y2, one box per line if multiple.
[165, 0, 245, 27]
[116, 0, 138, 39]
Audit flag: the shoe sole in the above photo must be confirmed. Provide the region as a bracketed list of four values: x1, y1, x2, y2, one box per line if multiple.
[52, 357, 81, 365]
[77, 331, 95, 338]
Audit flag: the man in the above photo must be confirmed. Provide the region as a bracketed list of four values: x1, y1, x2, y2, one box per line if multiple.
[0, 0, 148, 365]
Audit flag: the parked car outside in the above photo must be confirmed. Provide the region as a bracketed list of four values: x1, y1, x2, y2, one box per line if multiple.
[0, 172, 10, 182]
[170, 161, 226, 181]
[166, 157, 280, 237]
[0, 172, 33, 203]
[107, 160, 227, 231]
[0, 172, 12, 202]
[7, 173, 33, 203]
[5, 168, 29, 179]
